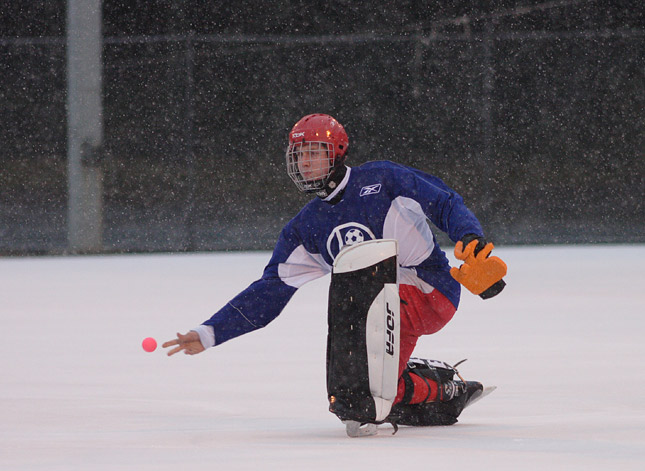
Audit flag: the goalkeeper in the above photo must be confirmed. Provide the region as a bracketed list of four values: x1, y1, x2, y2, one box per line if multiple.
[163, 113, 507, 415]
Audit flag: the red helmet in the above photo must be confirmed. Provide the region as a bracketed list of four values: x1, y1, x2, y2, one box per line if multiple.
[286, 114, 349, 193]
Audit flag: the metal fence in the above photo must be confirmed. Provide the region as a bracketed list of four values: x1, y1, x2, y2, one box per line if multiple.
[1, 26, 644, 254]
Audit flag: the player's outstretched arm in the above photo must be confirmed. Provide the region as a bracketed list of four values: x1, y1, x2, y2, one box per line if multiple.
[162, 331, 205, 356]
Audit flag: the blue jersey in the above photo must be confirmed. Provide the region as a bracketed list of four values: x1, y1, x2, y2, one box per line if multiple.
[201, 161, 484, 346]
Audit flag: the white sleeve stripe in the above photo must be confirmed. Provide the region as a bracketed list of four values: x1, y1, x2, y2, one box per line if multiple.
[228, 302, 259, 328]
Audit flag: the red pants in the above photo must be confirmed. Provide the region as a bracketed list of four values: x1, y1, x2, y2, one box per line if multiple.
[394, 284, 457, 403]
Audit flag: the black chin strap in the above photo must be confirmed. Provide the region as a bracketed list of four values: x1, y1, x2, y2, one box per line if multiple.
[316, 164, 348, 202]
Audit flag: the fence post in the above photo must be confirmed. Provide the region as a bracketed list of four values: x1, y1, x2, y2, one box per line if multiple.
[183, 34, 196, 251]
[67, 0, 103, 252]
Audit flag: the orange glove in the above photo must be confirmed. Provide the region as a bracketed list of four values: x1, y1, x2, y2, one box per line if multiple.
[450, 239, 507, 299]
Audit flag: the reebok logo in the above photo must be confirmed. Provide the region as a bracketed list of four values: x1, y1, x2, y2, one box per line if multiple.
[360, 183, 381, 196]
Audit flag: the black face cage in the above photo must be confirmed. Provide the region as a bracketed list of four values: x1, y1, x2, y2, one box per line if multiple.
[286, 141, 335, 193]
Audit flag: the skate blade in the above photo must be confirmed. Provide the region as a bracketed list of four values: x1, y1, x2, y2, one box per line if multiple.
[465, 385, 497, 409]
[343, 420, 378, 438]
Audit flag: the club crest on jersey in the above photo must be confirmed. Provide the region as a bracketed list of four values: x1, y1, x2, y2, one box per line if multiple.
[360, 183, 381, 196]
[326, 222, 376, 260]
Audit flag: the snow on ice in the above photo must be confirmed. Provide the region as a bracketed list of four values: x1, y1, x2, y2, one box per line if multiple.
[1, 245, 644, 470]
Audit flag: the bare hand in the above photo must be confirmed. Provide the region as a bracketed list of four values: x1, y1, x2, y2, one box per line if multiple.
[162, 331, 205, 356]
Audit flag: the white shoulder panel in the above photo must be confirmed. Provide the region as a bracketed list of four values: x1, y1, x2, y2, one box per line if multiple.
[382, 196, 435, 267]
[278, 244, 331, 288]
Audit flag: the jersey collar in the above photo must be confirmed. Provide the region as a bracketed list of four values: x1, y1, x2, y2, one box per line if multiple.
[322, 166, 351, 204]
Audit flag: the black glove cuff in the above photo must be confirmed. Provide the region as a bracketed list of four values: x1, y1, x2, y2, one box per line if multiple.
[461, 233, 487, 256]
[479, 279, 506, 299]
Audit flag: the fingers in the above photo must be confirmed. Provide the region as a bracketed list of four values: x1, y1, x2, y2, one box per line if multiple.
[463, 239, 478, 259]
[455, 240, 478, 261]
[162, 332, 204, 357]
[162, 332, 182, 348]
[477, 242, 494, 260]
[453, 241, 466, 260]
[167, 345, 183, 356]
[162, 339, 179, 348]
[162, 332, 186, 356]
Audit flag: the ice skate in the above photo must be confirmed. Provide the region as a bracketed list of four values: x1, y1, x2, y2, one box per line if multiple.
[387, 358, 487, 426]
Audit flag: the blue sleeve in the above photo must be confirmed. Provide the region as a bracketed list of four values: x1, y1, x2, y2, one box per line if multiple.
[202, 277, 297, 346]
[202, 217, 329, 346]
[201, 228, 298, 346]
[397, 166, 484, 241]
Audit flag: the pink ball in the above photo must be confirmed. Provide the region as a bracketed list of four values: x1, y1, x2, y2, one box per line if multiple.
[142, 337, 157, 352]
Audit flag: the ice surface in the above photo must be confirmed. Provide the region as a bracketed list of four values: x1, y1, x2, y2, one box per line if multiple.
[1, 245, 644, 470]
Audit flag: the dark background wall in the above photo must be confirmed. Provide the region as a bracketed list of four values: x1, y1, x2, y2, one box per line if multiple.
[1, 1, 644, 254]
